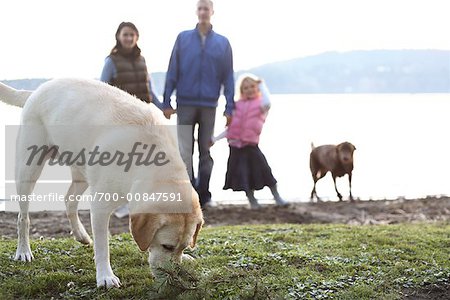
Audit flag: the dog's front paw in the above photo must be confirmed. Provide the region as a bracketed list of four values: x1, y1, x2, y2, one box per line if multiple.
[73, 231, 93, 245]
[182, 253, 195, 261]
[14, 247, 34, 262]
[97, 273, 121, 288]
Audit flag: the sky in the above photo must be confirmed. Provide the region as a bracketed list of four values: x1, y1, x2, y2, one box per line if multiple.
[0, 0, 449, 80]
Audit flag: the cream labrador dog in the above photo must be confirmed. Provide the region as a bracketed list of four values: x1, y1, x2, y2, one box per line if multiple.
[0, 79, 203, 288]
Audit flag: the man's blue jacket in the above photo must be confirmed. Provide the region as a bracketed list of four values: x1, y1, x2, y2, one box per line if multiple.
[163, 25, 235, 115]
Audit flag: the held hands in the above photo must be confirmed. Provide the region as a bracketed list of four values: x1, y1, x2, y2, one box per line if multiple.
[209, 114, 232, 148]
[225, 114, 232, 127]
[163, 108, 177, 119]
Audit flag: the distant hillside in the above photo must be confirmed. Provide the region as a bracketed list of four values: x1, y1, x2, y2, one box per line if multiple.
[242, 50, 450, 93]
[1, 78, 49, 91]
[2, 50, 449, 94]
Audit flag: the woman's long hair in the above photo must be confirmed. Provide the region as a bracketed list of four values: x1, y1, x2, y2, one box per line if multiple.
[110, 22, 141, 57]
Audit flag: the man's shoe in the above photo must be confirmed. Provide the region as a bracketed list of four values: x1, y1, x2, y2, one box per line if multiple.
[114, 204, 130, 218]
[202, 201, 218, 209]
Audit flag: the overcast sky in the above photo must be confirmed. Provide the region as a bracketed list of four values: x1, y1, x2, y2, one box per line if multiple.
[0, 0, 449, 80]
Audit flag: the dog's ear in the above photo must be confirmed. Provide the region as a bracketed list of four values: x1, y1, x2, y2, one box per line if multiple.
[189, 188, 203, 248]
[190, 221, 203, 248]
[335, 145, 341, 154]
[130, 213, 161, 251]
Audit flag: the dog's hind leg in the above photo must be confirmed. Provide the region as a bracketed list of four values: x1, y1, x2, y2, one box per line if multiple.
[14, 156, 47, 261]
[310, 180, 317, 201]
[65, 168, 92, 245]
[14, 126, 51, 261]
[310, 170, 325, 202]
[15, 184, 34, 261]
[309, 157, 319, 202]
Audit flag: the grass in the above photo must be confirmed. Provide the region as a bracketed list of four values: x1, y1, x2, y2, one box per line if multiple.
[0, 223, 449, 299]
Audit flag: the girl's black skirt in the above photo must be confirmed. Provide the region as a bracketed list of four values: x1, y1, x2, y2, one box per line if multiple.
[223, 145, 277, 191]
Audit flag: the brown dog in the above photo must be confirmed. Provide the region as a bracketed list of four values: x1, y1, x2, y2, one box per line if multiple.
[310, 142, 356, 201]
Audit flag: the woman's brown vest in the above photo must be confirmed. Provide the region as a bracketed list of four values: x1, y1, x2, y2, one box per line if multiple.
[110, 54, 151, 103]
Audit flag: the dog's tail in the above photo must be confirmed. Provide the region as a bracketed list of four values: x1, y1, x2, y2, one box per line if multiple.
[0, 82, 33, 108]
[311, 142, 315, 150]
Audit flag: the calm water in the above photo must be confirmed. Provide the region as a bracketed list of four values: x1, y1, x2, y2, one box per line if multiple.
[1, 93, 449, 210]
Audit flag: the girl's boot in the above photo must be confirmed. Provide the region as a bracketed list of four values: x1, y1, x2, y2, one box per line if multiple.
[246, 190, 261, 209]
[270, 185, 288, 206]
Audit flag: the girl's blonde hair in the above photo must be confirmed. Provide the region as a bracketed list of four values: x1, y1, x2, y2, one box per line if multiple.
[235, 73, 262, 100]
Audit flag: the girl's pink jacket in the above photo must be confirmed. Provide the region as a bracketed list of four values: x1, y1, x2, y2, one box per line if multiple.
[226, 96, 267, 146]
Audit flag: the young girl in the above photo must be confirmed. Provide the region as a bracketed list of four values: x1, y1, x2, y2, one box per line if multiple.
[213, 74, 288, 209]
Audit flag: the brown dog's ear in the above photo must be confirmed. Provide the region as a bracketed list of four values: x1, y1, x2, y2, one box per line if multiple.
[130, 214, 161, 251]
[190, 222, 203, 248]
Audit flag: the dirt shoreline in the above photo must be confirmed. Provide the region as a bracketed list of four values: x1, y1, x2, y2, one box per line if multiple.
[1, 196, 449, 239]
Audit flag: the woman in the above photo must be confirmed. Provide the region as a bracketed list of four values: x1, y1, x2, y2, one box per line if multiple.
[101, 21, 162, 108]
[101, 22, 162, 218]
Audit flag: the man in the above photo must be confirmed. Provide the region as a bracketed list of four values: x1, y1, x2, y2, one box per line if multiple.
[163, 0, 234, 208]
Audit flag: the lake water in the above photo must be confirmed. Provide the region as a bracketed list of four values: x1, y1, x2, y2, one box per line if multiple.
[1, 93, 449, 210]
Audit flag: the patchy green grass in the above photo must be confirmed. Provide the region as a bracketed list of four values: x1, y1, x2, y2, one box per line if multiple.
[1, 223, 449, 299]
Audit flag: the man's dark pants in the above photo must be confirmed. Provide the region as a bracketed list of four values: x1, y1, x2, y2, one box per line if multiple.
[177, 105, 216, 206]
